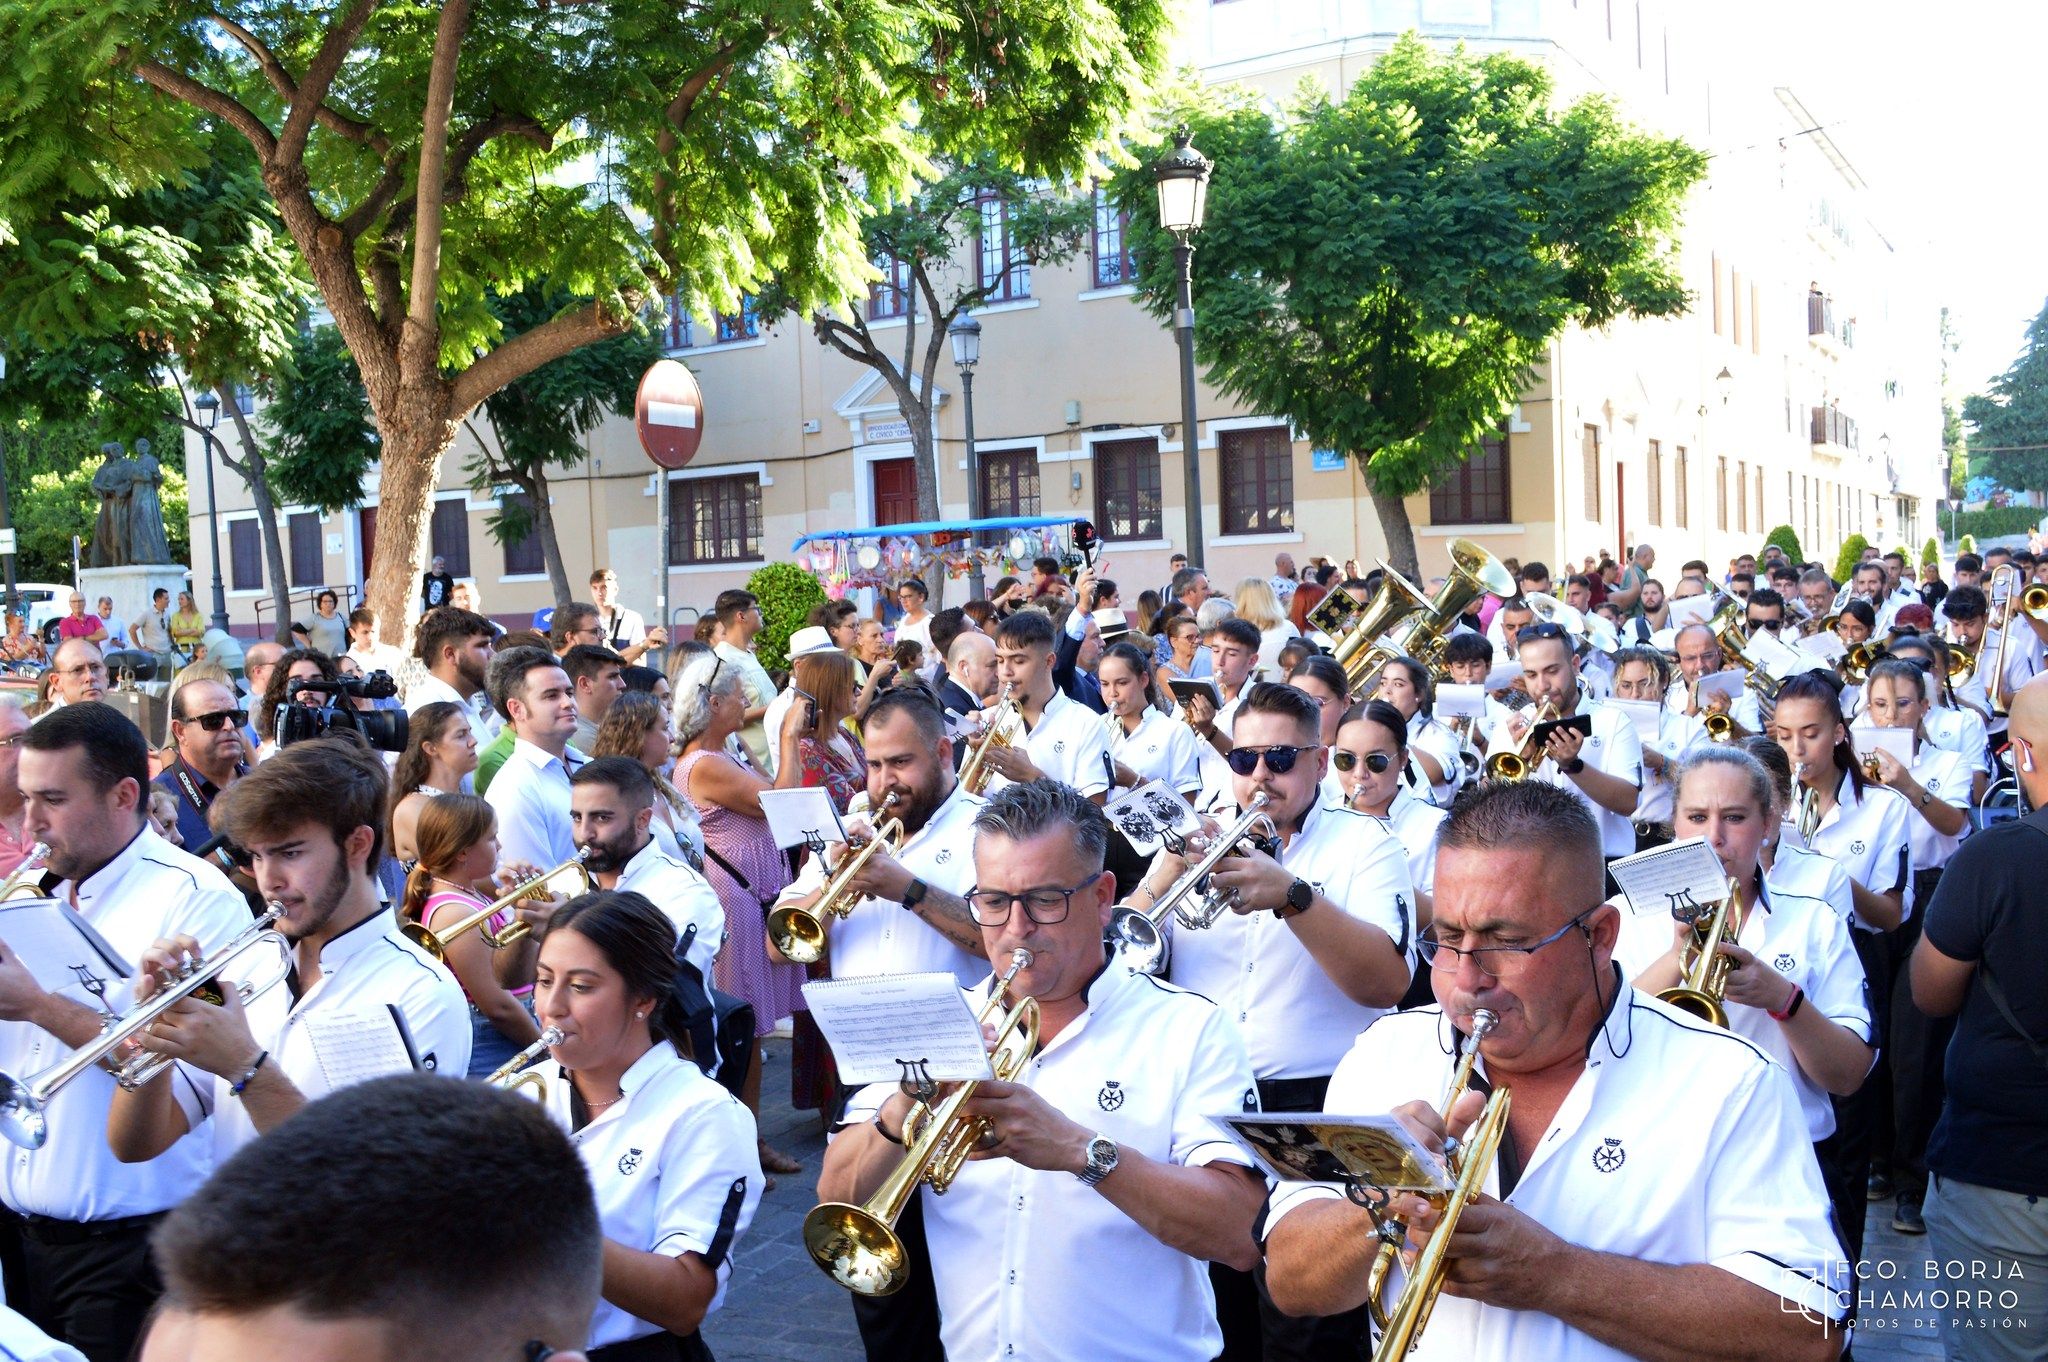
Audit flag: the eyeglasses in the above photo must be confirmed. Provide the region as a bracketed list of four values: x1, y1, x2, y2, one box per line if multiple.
[184, 708, 248, 732]
[1749, 617, 1784, 632]
[1223, 744, 1313, 777]
[1331, 750, 1394, 775]
[1514, 623, 1569, 644]
[59, 664, 107, 680]
[1417, 906, 1598, 978]
[965, 873, 1103, 926]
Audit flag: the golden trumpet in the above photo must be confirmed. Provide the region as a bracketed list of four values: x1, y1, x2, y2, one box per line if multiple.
[1656, 875, 1745, 1027]
[959, 685, 1020, 796]
[0, 844, 49, 900]
[1481, 700, 1557, 782]
[403, 849, 592, 961]
[767, 795, 904, 964]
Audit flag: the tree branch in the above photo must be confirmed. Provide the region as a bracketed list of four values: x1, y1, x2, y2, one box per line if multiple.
[403, 0, 473, 356]
[449, 300, 630, 416]
[650, 34, 761, 264]
[129, 58, 276, 158]
[211, 13, 390, 154]
[277, 0, 381, 164]
[812, 312, 886, 369]
[344, 111, 550, 241]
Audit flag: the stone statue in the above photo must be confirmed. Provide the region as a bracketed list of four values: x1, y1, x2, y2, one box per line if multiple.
[127, 439, 171, 565]
[87, 440, 172, 568]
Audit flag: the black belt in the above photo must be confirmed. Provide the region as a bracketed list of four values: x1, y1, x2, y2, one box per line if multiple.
[12, 1210, 163, 1246]
[1256, 1075, 1331, 1113]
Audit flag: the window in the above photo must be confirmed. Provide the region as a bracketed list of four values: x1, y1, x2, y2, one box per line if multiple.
[1711, 254, 1724, 336]
[661, 293, 693, 350]
[1219, 426, 1295, 535]
[1646, 440, 1663, 525]
[1715, 455, 1728, 531]
[668, 474, 762, 565]
[431, 497, 471, 579]
[975, 193, 1030, 302]
[1674, 447, 1689, 529]
[980, 449, 1041, 519]
[229, 521, 262, 591]
[287, 512, 323, 588]
[1582, 425, 1602, 521]
[869, 256, 912, 321]
[1731, 270, 1745, 348]
[1735, 461, 1748, 533]
[714, 296, 760, 343]
[1091, 186, 1136, 289]
[501, 492, 546, 576]
[232, 384, 256, 416]
[1093, 437, 1161, 540]
[1754, 473, 1763, 532]
[1429, 431, 1511, 525]
[1750, 283, 1762, 355]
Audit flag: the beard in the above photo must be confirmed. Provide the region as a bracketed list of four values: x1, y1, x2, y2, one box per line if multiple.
[277, 851, 354, 943]
[879, 767, 948, 835]
[579, 828, 641, 876]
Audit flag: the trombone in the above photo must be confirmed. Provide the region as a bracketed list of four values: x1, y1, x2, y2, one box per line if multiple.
[1107, 795, 1280, 976]
[0, 906, 293, 1150]
[402, 849, 592, 961]
[1362, 1008, 1513, 1361]
[0, 844, 49, 901]
[1481, 700, 1557, 783]
[767, 795, 903, 964]
[1986, 565, 2048, 715]
[1656, 875, 1745, 1027]
[486, 1026, 564, 1102]
[958, 685, 1020, 796]
[803, 949, 1041, 1296]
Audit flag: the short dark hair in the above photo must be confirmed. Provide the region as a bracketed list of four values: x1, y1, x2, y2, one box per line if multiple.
[929, 607, 971, 661]
[486, 645, 563, 723]
[315, 589, 338, 607]
[1439, 780, 1601, 886]
[860, 685, 949, 745]
[1232, 680, 1321, 743]
[972, 779, 1109, 870]
[1852, 560, 1886, 581]
[713, 590, 757, 629]
[1566, 574, 1594, 592]
[619, 664, 666, 694]
[1518, 561, 1551, 584]
[561, 643, 626, 686]
[347, 607, 377, 631]
[570, 754, 655, 809]
[806, 600, 857, 629]
[1169, 567, 1204, 600]
[1681, 559, 1709, 576]
[1883, 550, 1905, 566]
[413, 606, 494, 667]
[1955, 552, 1984, 574]
[1839, 599, 1877, 629]
[1747, 588, 1785, 613]
[1032, 557, 1060, 577]
[549, 602, 600, 651]
[1442, 632, 1495, 666]
[152, 1075, 600, 1354]
[1206, 616, 1262, 653]
[211, 734, 389, 867]
[1729, 571, 1756, 589]
[23, 702, 149, 803]
[994, 609, 1055, 652]
[1942, 585, 1988, 622]
[152, 587, 169, 602]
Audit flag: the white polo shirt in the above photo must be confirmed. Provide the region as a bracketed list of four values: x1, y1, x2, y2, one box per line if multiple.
[1167, 800, 1415, 1080]
[1485, 694, 1643, 857]
[1805, 770, 1914, 929]
[0, 827, 249, 1221]
[847, 963, 1258, 1362]
[599, 604, 648, 652]
[1663, 677, 1762, 735]
[1842, 726, 1972, 873]
[486, 737, 585, 869]
[984, 689, 1112, 800]
[1373, 790, 1447, 897]
[1614, 869, 1871, 1140]
[1633, 708, 1708, 827]
[1195, 693, 1246, 812]
[169, 906, 472, 1160]
[1921, 704, 1991, 777]
[612, 837, 725, 980]
[543, 1042, 761, 1349]
[772, 783, 987, 986]
[1406, 714, 1465, 808]
[1110, 707, 1203, 796]
[1263, 988, 1850, 1361]
[404, 671, 502, 744]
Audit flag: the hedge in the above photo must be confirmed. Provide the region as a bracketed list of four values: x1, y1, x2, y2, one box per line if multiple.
[746, 561, 827, 675]
[1921, 537, 1940, 567]
[1944, 506, 2044, 543]
[1832, 533, 1870, 584]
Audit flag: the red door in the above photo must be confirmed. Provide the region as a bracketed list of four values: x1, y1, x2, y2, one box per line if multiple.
[1614, 464, 1627, 561]
[358, 506, 377, 582]
[872, 458, 918, 525]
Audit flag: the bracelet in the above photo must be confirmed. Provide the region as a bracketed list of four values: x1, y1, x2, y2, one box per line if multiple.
[874, 1107, 905, 1146]
[229, 1050, 269, 1097]
[1767, 985, 1805, 1024]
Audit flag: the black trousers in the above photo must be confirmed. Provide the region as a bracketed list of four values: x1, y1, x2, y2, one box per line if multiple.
[1883, 871, 1953, 1203]
[1822, 926, 1892, 1266]
[834, 1084, 945, 1362]
[3, 1210, 163, 1362]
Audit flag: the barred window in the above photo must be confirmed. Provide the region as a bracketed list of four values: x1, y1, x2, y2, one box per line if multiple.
[1429, 433, 1510, 525]
[1093, 437, 1161, 540]
[980, 449, 1041, 518]
[1219, 427, 1294, 535]
[668, 475, 762, 565]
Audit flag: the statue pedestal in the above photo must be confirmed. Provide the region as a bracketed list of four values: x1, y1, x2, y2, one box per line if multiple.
[78, 565, 189, 647]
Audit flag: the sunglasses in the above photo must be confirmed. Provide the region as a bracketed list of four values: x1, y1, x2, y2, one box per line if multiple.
[1514, 622, 1569, 643]
[1224, 744, 1313, 777]
[184, 708, 248, 732]
[1749, 617, 1784, 632]
[1331, 750, 1394, 775]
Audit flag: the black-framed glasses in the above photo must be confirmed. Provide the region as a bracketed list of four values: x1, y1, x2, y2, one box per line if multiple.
[1224, 744, 1312, 777]
[1417, 906, 1598, 978]
[965, 873, 1103, 926]
[1514, 622, 1569, 644]
[1749, 617, 1784, 632]
[1331, 750, 1394, 775]
[185, 708, 248, 732]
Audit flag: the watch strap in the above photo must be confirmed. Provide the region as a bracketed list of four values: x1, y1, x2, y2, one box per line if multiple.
[1077, 1134, 1118, 1186]
[900, 877, 928, 910]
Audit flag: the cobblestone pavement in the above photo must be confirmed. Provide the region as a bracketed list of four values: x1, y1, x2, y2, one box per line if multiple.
[709, 1039, 1952, 1361]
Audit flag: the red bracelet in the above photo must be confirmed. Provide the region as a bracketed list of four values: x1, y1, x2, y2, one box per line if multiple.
[1768, 984, 1805, 1023]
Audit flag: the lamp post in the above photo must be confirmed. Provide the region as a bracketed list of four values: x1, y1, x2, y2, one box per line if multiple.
[949, 315, 986, 600]
[0, 353, 14, 621]
[1154, 126, 1213, 571]
[192, 390, 231, 633]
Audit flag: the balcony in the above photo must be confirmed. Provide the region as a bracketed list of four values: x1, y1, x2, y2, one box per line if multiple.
[1810, 406, 1859, 455]
[1807, 292, 1851, 355]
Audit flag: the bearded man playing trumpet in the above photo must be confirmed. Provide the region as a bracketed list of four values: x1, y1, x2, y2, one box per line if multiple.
[817, 780, 1265, 1362]
[1261, 781, 1848, 1362]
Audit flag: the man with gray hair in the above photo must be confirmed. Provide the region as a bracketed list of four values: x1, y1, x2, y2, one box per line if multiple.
[43, 639, 107, 715]
[817, 779, 1266, 1362]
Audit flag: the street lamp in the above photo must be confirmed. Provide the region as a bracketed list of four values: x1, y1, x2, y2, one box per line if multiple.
[1714, 366, 1733, 406]
[1154, 125, 1213, 570]
[949, 316, 986, 600]
[192, 390, 231, 633]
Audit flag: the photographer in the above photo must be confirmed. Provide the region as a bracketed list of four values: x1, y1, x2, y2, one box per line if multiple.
[252, 650, 337, 762]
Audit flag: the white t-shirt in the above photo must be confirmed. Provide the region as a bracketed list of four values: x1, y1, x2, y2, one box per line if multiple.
[893, 611, 934, 666]
[1405, 713, 1465, 808]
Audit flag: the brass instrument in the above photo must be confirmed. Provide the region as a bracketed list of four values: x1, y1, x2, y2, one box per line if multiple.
[1703, 711, 1738, 742]
[1985, 567, 2048, 715]
[1362, 1008, 1513, 1361]
[1329, 570, 1430, 696]
[403, 849, 591, 960]
[1656, 875, 1746, 1027]
[0, 844, 49, 900]
[1107, 796, 1280, 976]
[1791, 761, 1821, 844]
[1398, 539, 1516, 676]
[1707, 601, 1782, 700]
[1839, 641, 1888, 687]
[959, 684, 1020, 795]
[1481, 700, 1557, 783]
[767, 795, 904, 964]
[1800, 582, 1851, 638]
[0, 906, 293, 1149]
[486, 1026, 563, 1102]
[1943, 640, 1976, 685]
[804, 949, 1041, 1296]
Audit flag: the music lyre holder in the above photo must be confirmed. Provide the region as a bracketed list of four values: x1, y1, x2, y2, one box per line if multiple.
[802, 830, 830, 863]
[894, 1058, 937, 1107]
[1666, 888, 1704, 925]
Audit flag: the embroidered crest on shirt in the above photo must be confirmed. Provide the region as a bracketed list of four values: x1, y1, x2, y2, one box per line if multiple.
[1850, 839, 1866, 855]
[1774, 953, 1796, 972]
[1591, 1137, 1626, 1173]
[618, 1147, 645, 1176]
[1098, 1080, 1125, 1112]
[935, 849, 953, 864]
[1054, 739, 1067, 754]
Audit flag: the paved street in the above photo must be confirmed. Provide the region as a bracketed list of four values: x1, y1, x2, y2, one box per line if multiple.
[711, 1038, 1949, 1362]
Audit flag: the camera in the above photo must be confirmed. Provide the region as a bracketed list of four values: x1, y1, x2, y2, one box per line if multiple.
[277, 673, 410, 753]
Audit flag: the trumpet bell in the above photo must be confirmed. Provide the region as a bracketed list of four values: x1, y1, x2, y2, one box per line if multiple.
[0, 1072, 47, 1151]
[1481, 751, 1527, 782]
[803, 1202, 911, 1297]
[1107, 905, 1169, 976]
[1655, 987, 1728, 1028]
[766, 906, 829, 964]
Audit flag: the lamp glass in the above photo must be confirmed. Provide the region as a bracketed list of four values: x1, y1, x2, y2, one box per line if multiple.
[948, 317, 981, 371]
[194, 390, 221, 428]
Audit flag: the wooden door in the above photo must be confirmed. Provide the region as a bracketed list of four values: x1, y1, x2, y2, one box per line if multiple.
[357, 506, 377, 583]
[872, 458, 918, 525]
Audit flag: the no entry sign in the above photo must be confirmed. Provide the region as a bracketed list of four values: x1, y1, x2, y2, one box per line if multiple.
[634, 359, 706, 470]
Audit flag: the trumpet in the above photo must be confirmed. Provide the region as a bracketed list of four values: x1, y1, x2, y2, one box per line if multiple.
[767, 795, 903, 964]
[1656, 875, 1746, 1027]
[1703, 710, 1738, 742]
[1107, 795, 1280, 976]
[958, 685, 1020, 796]
[0, 906, 294, 1150]
[1363, 1008, 1513, 1361]
[803, 949, 1041, 1296]
[486, 1026, 564, 1102]
[1790, 761, 1821, 844]
[0, 844, 49, 900]
[1481, 700, 1557, 783]
[403, 849, 592, 960]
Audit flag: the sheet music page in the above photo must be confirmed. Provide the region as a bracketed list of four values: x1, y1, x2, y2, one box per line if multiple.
[802, 972, 994, 1087]
[1606, 698, 1663, 742]
[0, 897, 133, 998]
[1606, 837, 1731, 918]
[1747, 628, 1818, 680]
[1483, 662, 1523, 692]
[301, 1008, 420, 1094]
[1800, 631, 1848, 664]
[1853, 725, 1917, 769]
[1216, 1113, 1452, 1193]
[1435, 683, 1486, 719]
[1667, 593, 1717, 630]
[1105, 781, 1199, 854]
[1693, 670, 1747, 705]
[758, 788, 848, 851]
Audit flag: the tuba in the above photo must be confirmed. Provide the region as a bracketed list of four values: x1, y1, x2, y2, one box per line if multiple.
[1107, 795, 1280, 976]
[1707, 601, 1782, 700]
[1329, 571, 1431, 697]
[958, 685, 1020, 795]
[1481, 700, 1557, 783]
[803, 949, 1040, 1296]
[1838, 641, 1888, 687]
[767, 795, 904, 964]
[486, 1027, 564, 1102]
[403, 849, 591, 960]
[1656, 875, 1745, 1027]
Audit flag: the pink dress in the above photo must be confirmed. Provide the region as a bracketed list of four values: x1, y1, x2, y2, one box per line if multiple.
[678, 748, 804, 1038]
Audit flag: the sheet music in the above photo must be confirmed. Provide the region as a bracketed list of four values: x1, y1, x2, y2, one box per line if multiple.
[1800, 631, 1848, 664]
[1693, 670, 1747, 705]
[1747, 628, 1823, 680]
[1853, 725, 1917, 770]
[301, 1006, 421, 1093]
[1105, 781, 1199, 854]
[758, 787, 848, 852]
[1606, 837, 1731, 919]
[1216, 1113, 1452, 1193]
[1667, 593, 1717, 630]
[803, 972, 994, 1087]
[0, 897, 133, 999]
[1483, 662, 1523, 692]
[1435, 683, 1486, 719]
[1606, 698, 1663, 742]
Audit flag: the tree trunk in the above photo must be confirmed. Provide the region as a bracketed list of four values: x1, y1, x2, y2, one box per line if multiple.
[527, 472, 574, 613]
[1366, 472, 1421, 583]
[363, 412, 460, 650]
[217, 391, 294, 642]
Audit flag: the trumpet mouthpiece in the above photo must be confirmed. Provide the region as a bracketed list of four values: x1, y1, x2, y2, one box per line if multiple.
[1470, 1008, 1500, 1039]
[1008, 948, 1034, 970]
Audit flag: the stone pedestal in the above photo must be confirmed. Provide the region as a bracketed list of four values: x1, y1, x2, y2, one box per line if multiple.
[77, 564, 189, 647]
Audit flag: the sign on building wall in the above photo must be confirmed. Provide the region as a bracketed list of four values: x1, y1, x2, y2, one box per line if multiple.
[863, 417, 913, 444]
[1311, 448, 1346, 472]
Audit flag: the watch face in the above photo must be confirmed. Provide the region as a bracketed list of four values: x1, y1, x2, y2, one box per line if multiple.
[1287, 879, 1313, 910]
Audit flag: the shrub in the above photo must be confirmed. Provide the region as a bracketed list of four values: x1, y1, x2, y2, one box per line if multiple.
[1921, 537, 1940, 568]
[745, 561, 827, 675]
[1959, 533, 1977, 555]
[1762, 525, 1802, 567]
[1832, 533, 1870, 585]
[1946, 506, 2044, 544]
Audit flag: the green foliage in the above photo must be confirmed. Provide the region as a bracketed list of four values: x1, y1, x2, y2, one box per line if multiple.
[1959, 534, 1977, 554]
[1964, 297, 2048, 491]
[1, 413, 189, 583]
[1922, 537, 1940, 567]
[746, 562, 826, 674]
[264, 326, 379, 513]
[1763, 525, 1803, 566]
[1110, 39, 1705, 564]
[1831, 534, 1868, 584]
[1946, 506, 2043, 543]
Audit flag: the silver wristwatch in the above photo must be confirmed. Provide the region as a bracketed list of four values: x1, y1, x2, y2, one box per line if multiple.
[1078, 1133, 1119, 1187]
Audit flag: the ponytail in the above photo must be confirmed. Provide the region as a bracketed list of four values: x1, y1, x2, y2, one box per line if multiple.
[1775, 672, 1865, 798]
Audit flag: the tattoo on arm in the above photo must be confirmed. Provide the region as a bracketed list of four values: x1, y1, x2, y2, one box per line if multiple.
[916, 888, 985, 953]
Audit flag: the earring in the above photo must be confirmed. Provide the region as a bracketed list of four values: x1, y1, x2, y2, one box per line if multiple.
[635, 1011, 645, 1020]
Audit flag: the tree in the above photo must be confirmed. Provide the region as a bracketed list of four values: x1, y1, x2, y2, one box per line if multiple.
[1764, 525, 1803, 566]
[1964, 296, 2048, 493]
[1832, 533, 1869, 585]
[1941, 306, 1966, 498]
[1111, 41, 1704, 576]
[2, 4, 1173, 645]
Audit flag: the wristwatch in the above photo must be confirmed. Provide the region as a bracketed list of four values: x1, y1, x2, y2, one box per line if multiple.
[1078, 1134, 1120, 1187]
[1561, 756, 1586, 776]
[900, 877, 929, 911]
[1276, 877, 1314, 919]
